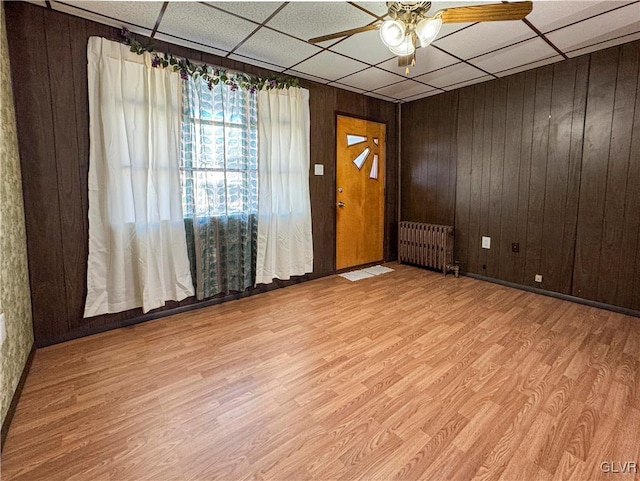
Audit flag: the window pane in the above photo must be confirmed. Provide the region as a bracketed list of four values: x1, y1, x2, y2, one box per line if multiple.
[181, 76, 258, 219]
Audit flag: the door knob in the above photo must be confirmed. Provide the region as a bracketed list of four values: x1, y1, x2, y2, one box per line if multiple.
[337, 202, 345, 208]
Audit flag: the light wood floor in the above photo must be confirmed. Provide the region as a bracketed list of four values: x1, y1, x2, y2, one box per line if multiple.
[2, 263, 639, 481]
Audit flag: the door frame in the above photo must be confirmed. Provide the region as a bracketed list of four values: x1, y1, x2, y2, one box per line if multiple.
[334, 112, 388, 271]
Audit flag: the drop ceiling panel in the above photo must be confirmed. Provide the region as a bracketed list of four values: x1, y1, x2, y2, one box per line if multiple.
[402, 89, 442, 102]
[51, 1, 154, 34]
[329, 30, 396, 65]
[206, 2, 284, 24]
[293, 51, 369, 82]
[546, 3, 640, 53]
[354, 2, 389, 17]
[160, 3, 257, 52]
[364, 91, 398, 102]
[566, 31, 640, 57]
[416, 62, 488, 89]
[433, 23, 476, 41]
[266, 2, 375, 41]
[327, 82, 367, 94]
[470, 37, 560, 74]
[377, 47, 459, 77]
[433, 20, 535, 59]
[227, 53, 287, 73]
[282, 69, 331, 84]
[235, 28, 321, 69]
[54, 1, 163, 29]
[338, 67, 404, 92]
[441, 75, 493, 91]
[372, 79, 437, 99]
[495, 56, 563, 77]
[526, 1, 635, 33]
[153, 32, 227, 58]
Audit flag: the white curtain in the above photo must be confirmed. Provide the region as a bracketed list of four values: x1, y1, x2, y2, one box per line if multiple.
[84, 37, 194, 317]
[255, 87, 313, 285]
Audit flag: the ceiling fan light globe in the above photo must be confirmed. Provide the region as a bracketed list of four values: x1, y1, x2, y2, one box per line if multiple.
[389, 35, 415, 56]
[416, 17, 442, 47]
[380, 19, 406, 48]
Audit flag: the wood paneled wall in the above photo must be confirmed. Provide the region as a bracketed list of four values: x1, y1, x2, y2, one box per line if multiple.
[401, 40, 640, 311]
[4, 2, 398, 346]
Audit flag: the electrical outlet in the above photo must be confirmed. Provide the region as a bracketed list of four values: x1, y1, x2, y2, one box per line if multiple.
[534, 274, 543, 283]
[482, 236, 491, 249]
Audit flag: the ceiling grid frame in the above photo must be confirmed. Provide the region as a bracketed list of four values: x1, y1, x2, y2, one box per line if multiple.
[45, 0, 640, 102]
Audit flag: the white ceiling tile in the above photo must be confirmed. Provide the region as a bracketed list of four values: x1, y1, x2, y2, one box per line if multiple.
[567, 31, 640, 57]
[227, 53, 287, 73]
[51, 2, 153, 35]
[354, 2, 389, 17]
[266, 2, 375, 41]
[54, 1, 163, 29]
[494, 55, 563, 77]
[293, 51, 368, 82]
[160, 3, 256, 52]
[205, 2, 284, 24]
[372, 79, 436, 99]
[434, 20, 535, 59]
[546, 3, 640, 53]
[415, 62, 488, 89]
[283, 69, 331, 84]
[364, 91, 398, 102]
[441, 75, 493, 91]
[377, 47, 459, 77]
[153, 32, 227, 57]
[527, 1, 636, 33]
[470, 37, 559, 74]
[402, 89, 443, 102]
[329, 29, 395, 65]
[235, 28, 321, 69]
[337, 67, 404, 92]
[432, 22, 476, 40]
[328, 82, 367, 94]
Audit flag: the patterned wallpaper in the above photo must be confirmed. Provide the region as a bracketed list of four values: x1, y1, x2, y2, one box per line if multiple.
[0, 2, 34, 426]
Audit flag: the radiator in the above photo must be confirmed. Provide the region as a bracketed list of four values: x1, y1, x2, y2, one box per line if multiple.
[398, 222, 459, 277]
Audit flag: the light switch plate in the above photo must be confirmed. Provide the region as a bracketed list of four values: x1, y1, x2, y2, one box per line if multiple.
[482, 236, 491, 249]
[314, 164, 324, 176]
[0, 313, 6, 346]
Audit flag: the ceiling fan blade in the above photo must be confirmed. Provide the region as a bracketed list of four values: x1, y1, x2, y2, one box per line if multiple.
[437, 1, 532, 24]
[308, 24, 380, 44]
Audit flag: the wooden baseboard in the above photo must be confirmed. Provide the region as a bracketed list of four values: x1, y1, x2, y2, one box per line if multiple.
[462, 272, 640, 319]
[1, 346, 35, 450]
[37, 271, 332, 348]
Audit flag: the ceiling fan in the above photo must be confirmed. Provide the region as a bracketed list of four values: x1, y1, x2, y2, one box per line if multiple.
[309, 1, 533, 74]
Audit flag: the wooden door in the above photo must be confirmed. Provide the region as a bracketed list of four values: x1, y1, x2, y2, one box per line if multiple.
[336, 115, 386, 270]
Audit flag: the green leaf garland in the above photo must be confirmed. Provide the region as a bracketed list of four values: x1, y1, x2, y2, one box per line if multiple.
[120, 27, 299, 92]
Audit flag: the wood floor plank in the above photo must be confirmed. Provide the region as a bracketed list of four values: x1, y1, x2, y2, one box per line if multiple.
[2, 263, 640, 481]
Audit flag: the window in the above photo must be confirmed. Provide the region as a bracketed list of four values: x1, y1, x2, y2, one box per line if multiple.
[179, 75, 258, 300]
[180, 76, 258, 218]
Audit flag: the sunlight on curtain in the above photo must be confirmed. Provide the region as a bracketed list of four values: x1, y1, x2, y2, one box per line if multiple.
[255, 87, 313, 285]
[181, 76, 258, 299]
[84, 37, 194, 317]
